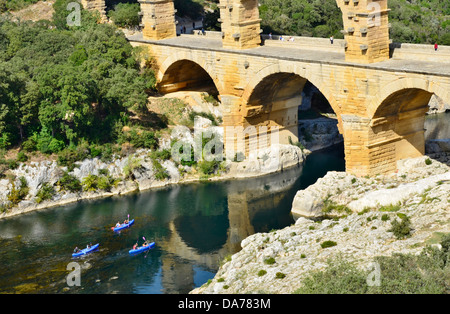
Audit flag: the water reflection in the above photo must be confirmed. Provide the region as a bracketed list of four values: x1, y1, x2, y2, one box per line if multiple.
[0, 165, 305, 294]
[0, 142, 345, 294]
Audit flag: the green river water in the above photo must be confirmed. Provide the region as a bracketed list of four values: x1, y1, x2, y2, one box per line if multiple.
[0, 144, 345, 294]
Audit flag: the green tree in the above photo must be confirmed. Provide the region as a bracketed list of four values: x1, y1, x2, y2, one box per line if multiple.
[108, 3, 140, 28]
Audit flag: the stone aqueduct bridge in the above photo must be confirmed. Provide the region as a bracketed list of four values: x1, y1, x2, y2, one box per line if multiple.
[85, 0, 450, 177]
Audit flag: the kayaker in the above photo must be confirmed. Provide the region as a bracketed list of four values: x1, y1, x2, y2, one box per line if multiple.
[115, 222, 121, 228]
[133, 242, 138, 250]
[74, 247, 80, 253]
[123, 218, 129, 224]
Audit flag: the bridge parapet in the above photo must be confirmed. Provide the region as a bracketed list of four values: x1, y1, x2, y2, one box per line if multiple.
[390, 43, 450, 63]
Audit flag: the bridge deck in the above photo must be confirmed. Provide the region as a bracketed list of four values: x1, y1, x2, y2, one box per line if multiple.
[127, 33, 450, 78]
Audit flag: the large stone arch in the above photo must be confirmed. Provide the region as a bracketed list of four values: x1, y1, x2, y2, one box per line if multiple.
[156, 52, 224, 95]
[368, 78, 449, 119]
[363, 77, 449, 174]
[242, 63, 342, 133]
[243, 63, 341, 117]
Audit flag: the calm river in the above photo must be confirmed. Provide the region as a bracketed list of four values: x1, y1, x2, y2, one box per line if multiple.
[0, 112, 448, 294]
[0, 144, 345, 294]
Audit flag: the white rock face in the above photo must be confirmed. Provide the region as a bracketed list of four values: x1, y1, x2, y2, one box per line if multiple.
[292, 156, 450, 218]
[232, 144, 306, 178]
[192, 156, 450, 294]
[12, 161, 62, 197]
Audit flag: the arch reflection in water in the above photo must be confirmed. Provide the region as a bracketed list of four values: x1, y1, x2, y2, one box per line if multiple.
[0, 144, 346, 294]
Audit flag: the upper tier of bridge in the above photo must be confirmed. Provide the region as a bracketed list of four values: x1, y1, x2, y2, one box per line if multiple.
[127, 33, 450, 79]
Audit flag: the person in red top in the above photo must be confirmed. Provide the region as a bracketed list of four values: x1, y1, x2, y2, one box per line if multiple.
[434, 43, 438, 51]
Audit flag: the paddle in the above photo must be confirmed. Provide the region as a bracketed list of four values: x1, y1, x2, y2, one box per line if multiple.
[143, 236, 152, 258]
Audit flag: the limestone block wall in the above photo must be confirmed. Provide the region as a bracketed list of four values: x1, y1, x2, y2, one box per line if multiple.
[218, 0, 261, 49]
[337, 0, 390, 64]
[138, 0, 177, 40]
[129, 39, 450, 176]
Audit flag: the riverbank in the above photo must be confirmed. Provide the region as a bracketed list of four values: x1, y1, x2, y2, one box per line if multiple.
[191, 155, 450, 294]
[0, 142, 307, 220]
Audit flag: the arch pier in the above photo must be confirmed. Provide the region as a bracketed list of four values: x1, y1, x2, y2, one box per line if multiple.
[125, 0, 450, 177]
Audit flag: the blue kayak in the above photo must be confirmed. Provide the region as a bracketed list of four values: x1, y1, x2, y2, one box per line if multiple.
[129, 242, 155, 255]
[72, 243, 100, 257]
[112, 219, 135, 232]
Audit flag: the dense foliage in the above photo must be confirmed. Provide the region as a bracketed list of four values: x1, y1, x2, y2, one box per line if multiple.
[259, 0, 450, 44]
[0, 0, 39, 13]
[0, 0, 156, 153]
[169, 0, 449, 44]
[295, 233, 450, 294]
[107, 2, 140, 28]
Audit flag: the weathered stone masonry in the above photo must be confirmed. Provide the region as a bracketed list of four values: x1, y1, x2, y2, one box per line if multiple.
[126, 0, 450, 177]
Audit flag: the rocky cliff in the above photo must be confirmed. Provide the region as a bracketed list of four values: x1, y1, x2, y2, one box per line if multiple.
[191, 155, 450, 294]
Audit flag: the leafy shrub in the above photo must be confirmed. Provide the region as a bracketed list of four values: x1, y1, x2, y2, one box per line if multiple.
[21, 137, 37, 152]
[198, 160, 220, 176]
[150, 157, 170, 181]
[96, 176, 111, 191]
[264, 257, 276, 265]
[118, 128, 158, 150]
[8, 176, 29, 206]
[16, 151, 28, 162]
[388, 215, 412, 239]
[82, 174, 99, 192]
[82, 173, 117, 192]
[171, 140, 197, 167]
[7, 159, 18, 170]
[296, 239, 450, 294]
[57, 144, 90, 168]
[150, 149, 171, 161]
[425, 158, 432, 165]
[34, 129, 65, 154]
[189, 112, 219, 126]
[381, 214, 390, 222]
[379, 203, 401, 212]
[320, 240, 337, 249]
[275, 272, 286, 279]
[257, 270, 267, 277]
[58, 172, 82, 192]
[108, 3, 140, 28]
[322, 197, 351, 215]
[294, 259, 369, 294]
[35, 183, 56, 203]
[123, 156, 142, 180]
